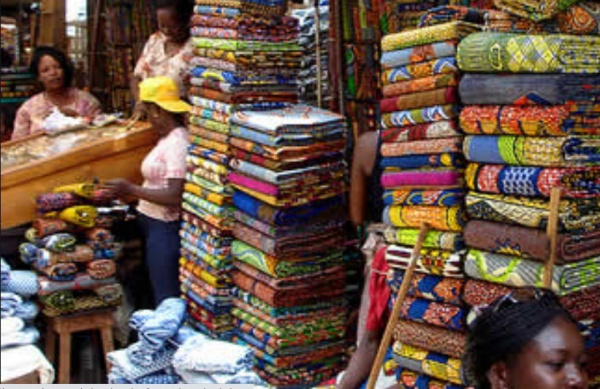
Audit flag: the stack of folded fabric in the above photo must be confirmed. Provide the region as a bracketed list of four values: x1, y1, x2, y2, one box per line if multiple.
[182, 0, 301, 340]
[292, 4, 331, 106]
[17, 183, 124, 317]
[379, 21, 483, 389]
[108, 298, 192, 384]
[1, 258, 40, 350]
[228, 105, 349, 386]
[457, 30, 600, 386]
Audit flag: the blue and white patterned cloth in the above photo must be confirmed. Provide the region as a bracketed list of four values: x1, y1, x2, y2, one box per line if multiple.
[1, 258, 10, 289]
[134, 298, 187, 352]
[107, 345, 177, 382]
[1, 293, 38, 321]
[108, 370, 180, 384]
[2, 270, 38, 297]
[172, 334, 253, 374]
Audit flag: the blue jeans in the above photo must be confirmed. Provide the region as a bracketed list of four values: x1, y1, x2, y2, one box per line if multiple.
[138, 214, 181, 305]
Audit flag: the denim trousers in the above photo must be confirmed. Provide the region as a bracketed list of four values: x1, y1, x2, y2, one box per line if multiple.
[138, 214, 181, 305]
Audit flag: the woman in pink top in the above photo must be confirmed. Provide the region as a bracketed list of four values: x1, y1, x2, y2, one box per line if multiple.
[131, 0, 194, 106]
[105, 76, 190, 305]
[12, 46, 102, 140]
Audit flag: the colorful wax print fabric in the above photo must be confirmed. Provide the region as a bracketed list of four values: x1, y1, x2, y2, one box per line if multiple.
[396, 367, 464, 389]
[394, 320, 466, 359]
[381, 105, 456, 129]
[392, 341, 467, 385]
[396, 296, 466, 331]
[381, 121, 461, 143]
[384, 227, 465, 251]
[380, 88, 458, 112]
[493, 0, 584, 21]
[386, 245, 464, 278]
[381, 22, 481, 52]
[387, 270, 465, 305]
[383, 74, 459, 98]
[381, 58, 459, 85]
[383, 189, 464, 207]
[384, 205, 465, 232]
[464, 249, 600, 295]
[381, 41, 458, 69]
[457, 32, 600, 73]
[382, 137, 463, 157]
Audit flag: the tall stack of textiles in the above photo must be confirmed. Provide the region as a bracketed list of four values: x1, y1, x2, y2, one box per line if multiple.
[228, 105, 349, 387]
[457, 29, 600, 386]
[182, 0, 301, 341]
[378, 21, 482, 389]
[292, 4, 331, 107]
[0, 68, 36, 101]
[17, 183, 125, 317]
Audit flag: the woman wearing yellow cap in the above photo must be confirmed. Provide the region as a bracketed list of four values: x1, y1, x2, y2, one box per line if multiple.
[105, 76, 190, 305]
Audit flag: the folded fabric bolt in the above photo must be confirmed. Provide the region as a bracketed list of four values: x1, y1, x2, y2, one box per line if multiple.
[86, 260, 116, 280]
[36, 192, 82, 213]
[1, 293, 22, 318]
[383, 189, 464, 207]
[1, 327, 40, 349]
[381, 105, 456, 129]
[381, 121, 461, 143]
[0, 344, 55, 384]
[127, 341, 163, 367]
[457, 32, 600, 73]
[58, 206, 98, 228]
[381, 21, 481, 52]
[19, 243, 39, 265]
[394, 320, 466, 359]
[383, 205, 465, 232]
[461, 278, 513, 308]
[397, 296, 466, 331]
[392, 341, 467, 385]
[107, 345, 177, 382]
[210, 370, 264, 385]
[381, 170, 462, 188]
[39, 291, 75, 310]
[40, 233, 77, 253]
[41, 293, 121, 317]
[33, 219, 69, 238]
[494, 0, 584, 21]
[172, 333, 252, 374]
[384, 227, 465, 251]
[464, 220, 600, 263]
[396, 366, 464, 389]
[465, 249, 600, 295]
[3, 271, 38, 297]
[381, 137, 463, 158]
[1, 317, 24, 334]
[85, 228, 115, 250]
[381, 59, 458, 85]
[381, 40, 458, 69]
[137, 298, 187, 352]
[108, 372, 181, 385]
[37, 273, 117, 295]
[13, 301, 39, 321]
[37, 245, 94, 267]
[94, 284, 123, 303]
[1, 258, 10, 288]
[383, 74, 459, 98]
[386, 245, 464, 278]
[387, 270, 465, 305]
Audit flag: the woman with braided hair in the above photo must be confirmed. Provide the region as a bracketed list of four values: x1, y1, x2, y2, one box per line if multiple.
[464, 287, 588, 389]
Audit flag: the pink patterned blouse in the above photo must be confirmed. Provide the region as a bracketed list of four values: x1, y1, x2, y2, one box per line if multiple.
[137, 126, 189, 222]
[12, 88, 102, 140]
[134, 32, 193, 96]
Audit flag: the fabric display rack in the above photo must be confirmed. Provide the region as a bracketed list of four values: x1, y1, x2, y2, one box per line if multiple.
[377, 20, 480, 389]
[181, 0, 301, 342]
[292, 2, 332, 107]
[369, 1, 600, 388]
[17, 184, 125, 317]
[456, 18, 600, 389]
[0, 67, 36, 103]
[228, 105, 349, 387]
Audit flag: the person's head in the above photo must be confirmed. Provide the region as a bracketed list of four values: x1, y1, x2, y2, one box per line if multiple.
[156, 0, 193, 44]
[29, 46, 73, 92]
[139, 76, 190, 135]
[465, 287, 588, 389]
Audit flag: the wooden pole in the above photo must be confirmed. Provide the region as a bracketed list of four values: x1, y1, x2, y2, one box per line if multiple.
[543, 187, 562, 289]
[314, 0, 323, 108]
[89, 0, 103, 89]
[366, 223, 430, 389]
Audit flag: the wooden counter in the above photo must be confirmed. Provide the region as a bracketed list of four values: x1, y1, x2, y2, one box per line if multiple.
[1, 122, 158, 229]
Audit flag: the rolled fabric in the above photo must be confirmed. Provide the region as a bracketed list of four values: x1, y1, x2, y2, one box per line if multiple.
[465, 220, 600, 263]
[33, 262, 78, 281]
[457, 32, 600, 73]
[381, 40, 458, 69]
[40, 233, 77, 253]
[37, 245, 94, 267]
[53, 183, 96, 198]
[24, 228, 40, 245]
[381, 21, 481, 52]
[493, 0, 584, 21]
[394, 320, 466, 359]
[37, 273, 117, 296]
[465, 163, 600, 198]
[94, 284, 123, 303]
[86, 260, 116, 280]
[382, 137, 463, 157]
[33, 219, 69, 238]
[85, 228, 115, 250]
[384, 227, 464, 251]
[464, 249, 600, 295]
[89, 189, 115, 206]
[36, 192, 82, 213]
[557, 2, 600, 35]
[39, 291, 75, 310]
[381, 121, 461, 143]
[42, 293, 121, 317]
[392, 341, 467, 385]
[19, 243, 38, 265]
[58, 206, 98, 228]
[459, 75, 600, 106]
[386, 245, 463, 278]
[1, 292, 22, 318]
[383, 205, 465, 232]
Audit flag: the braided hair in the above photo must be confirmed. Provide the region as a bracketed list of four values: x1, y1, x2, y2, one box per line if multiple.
[463, 288, 577, 389]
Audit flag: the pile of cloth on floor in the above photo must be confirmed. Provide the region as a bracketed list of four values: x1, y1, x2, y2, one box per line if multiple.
[107, 297, 264, 385]
[456, 14, 600, 388]
[18, 183, 126, 317]
[378, 20, 479, 389]
[182, 0, 300, 340]
[228, 104, 350, 387]
[1, 258, 54, 383]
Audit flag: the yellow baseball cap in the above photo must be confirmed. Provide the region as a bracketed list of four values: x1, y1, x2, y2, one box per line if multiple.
[139, 76, 191, 113]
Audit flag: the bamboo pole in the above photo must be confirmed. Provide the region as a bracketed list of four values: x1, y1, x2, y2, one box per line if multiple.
[543, 187, 562, 289]
[366, 223, 430, 389]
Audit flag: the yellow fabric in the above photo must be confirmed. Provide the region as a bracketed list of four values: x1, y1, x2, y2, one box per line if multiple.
[58, 206, 98, 228]
[53, 183, 96, 199]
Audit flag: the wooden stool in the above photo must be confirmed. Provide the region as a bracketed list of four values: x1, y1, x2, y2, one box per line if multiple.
[45, 309, 115, 384]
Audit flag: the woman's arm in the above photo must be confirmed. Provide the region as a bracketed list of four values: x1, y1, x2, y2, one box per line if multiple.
[11, 103, 32, 140]
[104, 178, 184, 206]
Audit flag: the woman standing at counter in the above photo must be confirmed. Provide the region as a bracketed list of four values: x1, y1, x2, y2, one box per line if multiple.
[105, 76, 190, 305]
[11, 46, 102, 140]
[131, 0, 194, 106]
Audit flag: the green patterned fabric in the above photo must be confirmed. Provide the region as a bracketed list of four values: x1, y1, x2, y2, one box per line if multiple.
[494, 0, 584, 21]
[457, 32, 600, 74]
[384, 227, 465, 251]
[381, 21, 481, 52]
[465, 249, 600, 295]
[192, 37, 301, 52]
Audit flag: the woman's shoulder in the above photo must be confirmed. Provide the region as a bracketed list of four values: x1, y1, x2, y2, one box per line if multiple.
[19, 92, 45, 110]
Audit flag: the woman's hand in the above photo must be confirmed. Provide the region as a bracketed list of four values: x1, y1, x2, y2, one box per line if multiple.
[103, 179, 135, 199]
